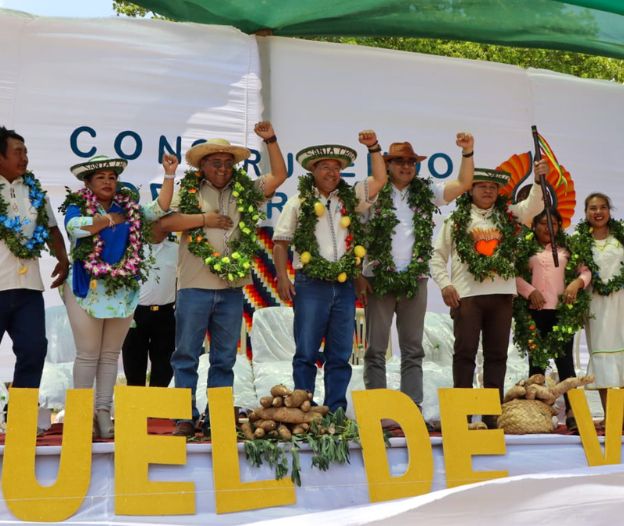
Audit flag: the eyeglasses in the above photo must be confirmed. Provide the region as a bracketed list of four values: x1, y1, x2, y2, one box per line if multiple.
[391, 159, 417, 167]
[206, 160, 235, 170]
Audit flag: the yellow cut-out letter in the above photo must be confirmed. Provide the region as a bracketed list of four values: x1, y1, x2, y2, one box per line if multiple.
[115, 386, 195, 515]
[209, 387, 295, 513]
[439, 388, 507, 488]
[2, 388, 93, 522]
[352, 389, 433, 502]
[568, 388, 623, 465]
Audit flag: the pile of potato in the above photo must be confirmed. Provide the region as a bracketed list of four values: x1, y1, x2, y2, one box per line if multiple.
[240, 384, 330, 441]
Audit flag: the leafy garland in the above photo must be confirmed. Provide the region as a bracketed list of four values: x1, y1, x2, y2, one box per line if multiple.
[570, 219, 624, 296]
[366, 178, 438, 297]
[450, 194, 518, 282]
[242, 409, 366, 486]
[512, 227, 591, 370]
[178, 168, 265, 282]
[0, 172, 49, 259]
[59, 187, 151, 295]
[293, 174, 365, 281]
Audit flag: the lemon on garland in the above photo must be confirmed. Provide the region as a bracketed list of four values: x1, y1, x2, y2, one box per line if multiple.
[337, 272, 347, 283]
[300, 251, 311, 264]
[314, 201, 325, 217]
[178, 167, 265, 282]
[354, 245, 366, 258]
[340, 216, 351, 228]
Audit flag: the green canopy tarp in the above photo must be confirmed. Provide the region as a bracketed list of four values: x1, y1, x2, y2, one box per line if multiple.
[131, 0, 624, 59]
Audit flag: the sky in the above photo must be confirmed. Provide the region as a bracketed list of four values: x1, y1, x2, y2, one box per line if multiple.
[0, 0, 117, 17]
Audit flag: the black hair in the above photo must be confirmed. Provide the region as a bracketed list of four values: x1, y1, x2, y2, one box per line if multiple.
[531, 207, 562, 230]
[584, 192, 613, 212]
[0, 126, 25, 157]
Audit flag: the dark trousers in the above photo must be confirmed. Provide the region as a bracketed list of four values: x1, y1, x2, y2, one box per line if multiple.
[122, 303, 175, 387]
[452, 294, 513, 402]
[528, 308, 576, 411]
[0, 289, 47, 387]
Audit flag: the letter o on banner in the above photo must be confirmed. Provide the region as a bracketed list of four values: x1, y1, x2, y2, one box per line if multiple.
[428, 153, 453, 179]
[114, 130, 143, 160]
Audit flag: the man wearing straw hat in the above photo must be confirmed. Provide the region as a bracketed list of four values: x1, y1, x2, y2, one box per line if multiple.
[430, 160, 548, 428]
[161, 121, 287, 437]
[356, 133, 474, 421]
[273, 130, 387, 413]
[0, 126, 69, 395]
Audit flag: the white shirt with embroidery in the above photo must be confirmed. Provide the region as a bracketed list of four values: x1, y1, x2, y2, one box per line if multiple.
[0, 174, 57, 292]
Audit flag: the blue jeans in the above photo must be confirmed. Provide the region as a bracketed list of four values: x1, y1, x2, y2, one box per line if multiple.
[0, 289, 47, 387]
[172, 287, 243, 421]
[293, 273, 355, 412]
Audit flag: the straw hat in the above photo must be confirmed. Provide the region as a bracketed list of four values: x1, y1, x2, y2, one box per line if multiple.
[70, 155, 127, 181]
[185, 138, 250, 169]
[296, 144, 357, 171]
[473, 167, 511, 186]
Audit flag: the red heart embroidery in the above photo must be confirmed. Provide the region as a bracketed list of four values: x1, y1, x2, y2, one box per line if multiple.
[475, 239, 499, 257]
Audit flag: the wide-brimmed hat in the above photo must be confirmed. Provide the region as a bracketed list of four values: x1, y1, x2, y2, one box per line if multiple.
[473, 168, 511, 187]
[185, 138, 250, 169]
[296, 144, 357, 171]
[383, 142, 427, 163]
[70, 155, 127, 181]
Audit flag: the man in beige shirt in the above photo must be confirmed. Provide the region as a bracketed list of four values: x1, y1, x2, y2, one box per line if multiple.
[161, 122, 287, 437]
[0, 126, 69, 391]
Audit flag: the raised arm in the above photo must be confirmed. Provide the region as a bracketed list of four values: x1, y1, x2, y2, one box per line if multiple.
[358, 130, 387, 199]
[442, 132, 475, 203]
[254, 121, 287, 197]
[157, 153, 178, 211]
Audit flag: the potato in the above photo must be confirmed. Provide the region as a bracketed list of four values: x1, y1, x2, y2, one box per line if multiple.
[259, 396, 273, 408]
[270, 384, 291, 397]
[284, 390, 309, 408]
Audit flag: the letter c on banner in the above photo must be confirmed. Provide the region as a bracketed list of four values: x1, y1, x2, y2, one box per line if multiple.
[428, 153, 453, 179]
[2, 388, 93, 522]
[70, 126, 97, 158]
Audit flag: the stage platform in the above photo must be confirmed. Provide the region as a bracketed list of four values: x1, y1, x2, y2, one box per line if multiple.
[0, 420, 620, 525]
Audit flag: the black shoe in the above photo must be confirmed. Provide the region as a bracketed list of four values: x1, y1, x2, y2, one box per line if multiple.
[481, 415, 499, 429]
[173, 421, 196, 437]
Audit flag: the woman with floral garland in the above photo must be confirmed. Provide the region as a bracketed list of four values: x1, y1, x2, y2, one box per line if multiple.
[514, 208, 590, 432]
[572, 193, 624, 418]
[62, 154, 176, 438]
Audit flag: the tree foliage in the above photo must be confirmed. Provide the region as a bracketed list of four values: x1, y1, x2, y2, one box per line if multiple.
[112, 2, 623, 82]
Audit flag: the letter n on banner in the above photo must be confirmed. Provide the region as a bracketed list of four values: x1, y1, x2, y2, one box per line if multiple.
[439, 388, 507, 488]
[2, 388, 93, 522]
[353, 389, 433, 502]
[209, 387, 295, 513]
[115, 386, 195, 515]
